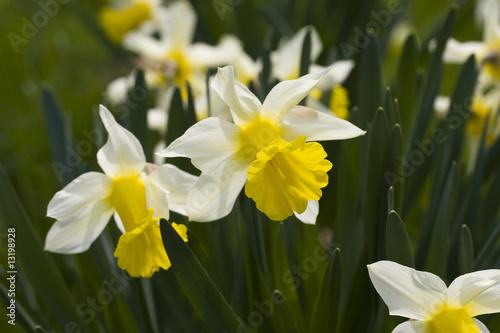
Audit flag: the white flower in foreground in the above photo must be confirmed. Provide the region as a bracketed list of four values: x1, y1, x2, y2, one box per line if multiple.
[45, 105, 196, 277]
[158, 66, 365, 223]
[368, 260, 500, 333]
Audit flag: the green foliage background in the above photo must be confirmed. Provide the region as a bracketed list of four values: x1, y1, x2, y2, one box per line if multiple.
[1, 0, 500, 332]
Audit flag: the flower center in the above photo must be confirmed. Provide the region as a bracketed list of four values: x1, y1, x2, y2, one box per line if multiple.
[427, 307, 480, 333]
[98, 1, 151, 44]
[467, 97, 490, 136]
[110, 175, 149, 231]
[245, 136, 332, 221]
[238, 117, 282, 162]
[480, 41, 500, 80]
[165, 51, 191, 88]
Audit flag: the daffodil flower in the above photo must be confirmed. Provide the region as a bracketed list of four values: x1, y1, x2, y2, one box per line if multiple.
[98, 0, 161, 44]
[45, 105, 196, 277]
[270, 26, 355, 119]
[439, 0, 500, 166]
[443, 0, 500, 79]
[433, 73, 500, 171]
[122, 1, 240, 97]
[368, 260, 500, 333]
[158, 66, 365, 223]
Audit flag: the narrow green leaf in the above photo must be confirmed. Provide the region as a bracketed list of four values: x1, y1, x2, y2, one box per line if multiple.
[357, 34, 381, 127]
[425, 162, 456, 277]
[385, 211, 415, 268]
[387, 187, 395, 216]
[408, 8, 456, 150]
[299, 28, 312, 77]
[269, 290, 300, 333]
[268, 224, 305, 332]
[365, 108, 390, 262]
[41, 87, 82, 185]
[127, 70, 149, 158]
[159, 220, 248, 333]
[185, 83, 198, 128]
[474, 219, 500, 269]
[459, 225, 474, 275]
[0, 165, 92, 332]
[308, 249, 341, 333]
[165, 88, 184, 147]
[0, 280, 37, 330]
[259, 45, 272, 100]
[382, 88, 394, 127]
[395, 33, 418, 141]
[164, 88, 189, 171]
[385, 124, 404, 213]
[140, 279, 159, 333]
[258, 6, 293, 39]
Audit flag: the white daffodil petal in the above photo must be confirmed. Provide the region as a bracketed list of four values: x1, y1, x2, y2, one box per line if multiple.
[147, 108, 168, 132]
[312, 60, 355, 91]
[97, 105, 146, 178]
[443, 38, 484, 64]
[391, 320, 427, 333]
[294, 200, 318, 224]
[211, 66, 262, 126]
[283, 106, 365, 141]
[271, 26, 322, 81]
[157, 117, 240, 172]
[473, 319, 490, 333]
[447, 270, 500, 316]
[367, 261, 447, 320]
[47, 172, 113, 220]
[106, 75, 133, 105]
[483, 0, 500, 43]
[147, 172, 170, 220]
[187, 158, 248, 222]
[45, 199, 114, 254]
[149, 164, 198, 216]
[158, 0, 196, 51]
[113, 212, 125, 234]
[305, 97, 332, 114]
[188, 38, 239, 68]
[195, 86, 233, 122]
[123, 30, 168, 60]
[261, 69, 329, 124]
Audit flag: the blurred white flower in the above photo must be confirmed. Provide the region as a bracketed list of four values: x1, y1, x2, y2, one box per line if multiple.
[123, 1, 241, 98]
[98, 0, 162, 44]
[443, 0, 500, 80]
[270, 26, 355, 119]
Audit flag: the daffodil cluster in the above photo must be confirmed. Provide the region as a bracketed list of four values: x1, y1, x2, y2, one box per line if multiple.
[45, 0, 369, 279]
[98, 1, 359, 136]
[437, 0, 500, 166]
